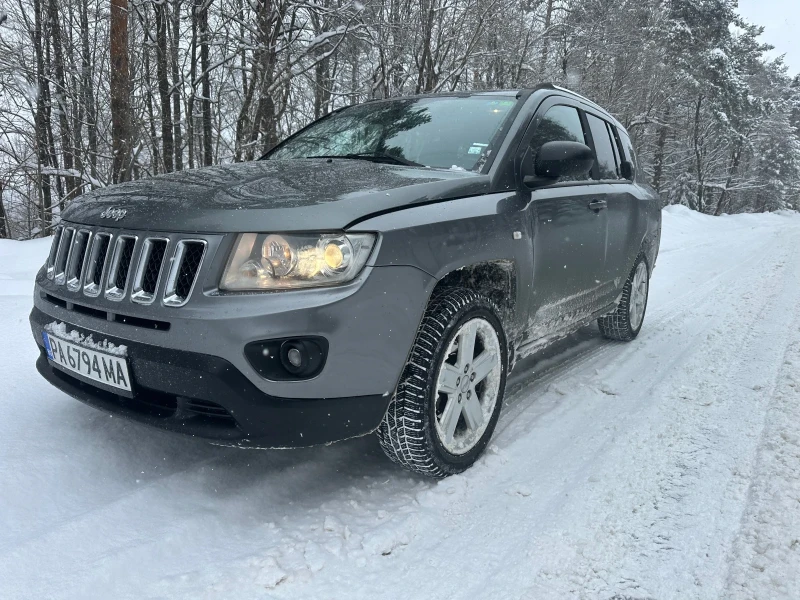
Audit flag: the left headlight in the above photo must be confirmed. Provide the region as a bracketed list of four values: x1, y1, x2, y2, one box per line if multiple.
[220, 232, 376, 291]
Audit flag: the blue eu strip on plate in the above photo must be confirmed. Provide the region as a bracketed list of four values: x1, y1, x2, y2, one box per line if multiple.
[42, 331, 54, 360]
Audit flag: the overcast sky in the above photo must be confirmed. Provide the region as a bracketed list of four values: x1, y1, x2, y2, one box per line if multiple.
[737, 0, 800, 75]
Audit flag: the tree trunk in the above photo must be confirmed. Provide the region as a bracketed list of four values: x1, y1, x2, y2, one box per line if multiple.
[652, 106, 669, 194]
[541, 0, 554, 73]
[144, 47, 162, 175]
[199, 0, 213, 166]
[187, 0, 198, 168]
[80, 0, 99, 186]
[155, 2, 174, 173]
[48, 0, 79, 203]
[314, 57, 332, 119]
[171, 0, 184, 170]
[714, 142, 742, 216]
[110, 0, 133, 183]
[33, 0, 53, 232]
[693, 95, 704, 213]
[0, 179, 9, 238]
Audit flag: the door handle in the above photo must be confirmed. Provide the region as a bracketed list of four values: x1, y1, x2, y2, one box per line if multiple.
[588, 199, 607, 212]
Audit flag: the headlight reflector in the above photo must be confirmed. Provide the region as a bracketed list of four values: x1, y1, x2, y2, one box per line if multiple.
[221, 232, 376, 290]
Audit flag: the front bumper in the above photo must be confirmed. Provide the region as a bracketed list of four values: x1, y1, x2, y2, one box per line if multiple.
[31, 307, 390, 447]
[31, 251, 436, 446]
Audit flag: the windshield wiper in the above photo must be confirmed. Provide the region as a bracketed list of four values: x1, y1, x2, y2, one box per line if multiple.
[305, 153, 425, 167]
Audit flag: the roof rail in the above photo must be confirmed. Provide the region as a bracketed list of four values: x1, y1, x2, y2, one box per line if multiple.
[532, 82, 620, 124]
[539, 83, 601, 107]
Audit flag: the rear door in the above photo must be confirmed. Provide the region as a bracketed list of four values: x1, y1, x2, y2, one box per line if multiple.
[519, 100, 608, 341]
[582, 112, 640, 305]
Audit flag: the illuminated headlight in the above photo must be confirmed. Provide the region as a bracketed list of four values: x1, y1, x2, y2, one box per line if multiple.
[220, 233, 376, 291]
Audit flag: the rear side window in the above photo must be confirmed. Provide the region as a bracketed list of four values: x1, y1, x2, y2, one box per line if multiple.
[529, 105, 591, 181]
[617, 128, 639, 182]
[586, 113, 618, 180]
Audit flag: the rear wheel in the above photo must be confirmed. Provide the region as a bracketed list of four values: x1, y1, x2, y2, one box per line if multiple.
[598, 255, 649, 341]
[377, 288, 507, 478]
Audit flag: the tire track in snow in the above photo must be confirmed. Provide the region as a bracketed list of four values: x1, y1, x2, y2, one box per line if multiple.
[485, 225, 800, 599]
[723, 272, 800, 599]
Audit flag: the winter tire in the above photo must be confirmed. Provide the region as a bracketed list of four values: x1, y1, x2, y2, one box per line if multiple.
[598, 254, 649, 341]
[377, 288, 508, 478]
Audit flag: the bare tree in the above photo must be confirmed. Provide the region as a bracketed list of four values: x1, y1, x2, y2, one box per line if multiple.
[110, 0, 133, 183]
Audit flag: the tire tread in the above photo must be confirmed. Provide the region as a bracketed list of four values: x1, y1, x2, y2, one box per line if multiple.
[598, 255, 648, 341]
[377, 288, 498, 478]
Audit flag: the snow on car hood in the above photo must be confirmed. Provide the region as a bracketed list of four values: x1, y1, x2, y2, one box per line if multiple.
[61, 159, 489, 233]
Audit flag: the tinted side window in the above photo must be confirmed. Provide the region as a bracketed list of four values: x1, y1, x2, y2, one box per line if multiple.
[529, 105, 590, 181]
[617, 129, 638, 182]
[586, 113, 618, 180]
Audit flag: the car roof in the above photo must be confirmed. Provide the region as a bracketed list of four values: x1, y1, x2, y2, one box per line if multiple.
[368, 84, 625, 132]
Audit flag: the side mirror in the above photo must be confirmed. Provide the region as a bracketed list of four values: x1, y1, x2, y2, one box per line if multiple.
[523, 141, 594, 186]
[620, 160, 635, 180]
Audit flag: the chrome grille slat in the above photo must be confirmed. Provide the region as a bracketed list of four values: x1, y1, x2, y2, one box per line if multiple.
[66, 230, 91, 292]
[46, 226, 64, 279]
[164, 240, 206, 307]
[105, 235, 137, 301]
[53, 227, 75, 285]
[83, 233, 112, 297]
[131, 238, 168, 305]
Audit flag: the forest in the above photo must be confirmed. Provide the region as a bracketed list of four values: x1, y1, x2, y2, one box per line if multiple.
[0, 0, 798, 239]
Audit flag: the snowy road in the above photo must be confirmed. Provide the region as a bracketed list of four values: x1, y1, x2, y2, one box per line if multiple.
[2, 207, 800, 600]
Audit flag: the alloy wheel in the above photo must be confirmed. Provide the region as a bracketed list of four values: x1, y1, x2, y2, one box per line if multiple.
[434, 318, 502, 455]
[629, 260, 648, 330]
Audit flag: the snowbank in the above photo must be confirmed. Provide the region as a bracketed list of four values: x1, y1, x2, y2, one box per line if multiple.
[0, 237, 50, 296]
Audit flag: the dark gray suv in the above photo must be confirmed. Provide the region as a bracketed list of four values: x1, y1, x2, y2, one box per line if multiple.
[30, 84, 661, 477]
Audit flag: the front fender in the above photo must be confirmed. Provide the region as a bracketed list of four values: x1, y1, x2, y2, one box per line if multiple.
[352, 192, 532, 331]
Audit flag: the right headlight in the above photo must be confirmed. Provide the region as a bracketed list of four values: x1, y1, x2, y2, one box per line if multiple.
[220, 232, 376, 291]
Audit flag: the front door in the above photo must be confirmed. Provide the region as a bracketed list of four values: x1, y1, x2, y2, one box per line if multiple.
[520, 103, 608, 341]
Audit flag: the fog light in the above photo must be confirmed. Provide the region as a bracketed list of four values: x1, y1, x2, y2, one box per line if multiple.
[287, 347, 303, 368]
[280, 340, 312, 375]
[245, 337, 328, 381]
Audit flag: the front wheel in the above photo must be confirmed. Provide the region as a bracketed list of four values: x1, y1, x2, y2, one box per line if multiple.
[377, 288, 508, 478]
[598, 255, 649, 341]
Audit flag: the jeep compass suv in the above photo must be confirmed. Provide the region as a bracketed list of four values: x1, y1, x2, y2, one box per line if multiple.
[30, 84, 661, 477]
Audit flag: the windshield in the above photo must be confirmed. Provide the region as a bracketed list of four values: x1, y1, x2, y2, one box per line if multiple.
[267, 96, 518, 171]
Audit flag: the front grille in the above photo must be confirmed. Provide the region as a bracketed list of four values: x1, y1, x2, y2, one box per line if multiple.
[44, 225, 208, 308]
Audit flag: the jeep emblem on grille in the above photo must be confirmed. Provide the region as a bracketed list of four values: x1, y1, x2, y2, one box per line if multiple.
[100, 207, 128, 221]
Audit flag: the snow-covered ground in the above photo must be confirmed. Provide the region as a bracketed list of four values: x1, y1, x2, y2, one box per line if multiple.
[2, 206, 800, 600]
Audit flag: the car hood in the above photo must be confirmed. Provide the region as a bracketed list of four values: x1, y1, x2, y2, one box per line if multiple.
[62, 159, 489, 232]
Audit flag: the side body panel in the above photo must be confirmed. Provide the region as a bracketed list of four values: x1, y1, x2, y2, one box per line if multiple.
[527, 186, 608, 339]
[355, 192, 533, 343]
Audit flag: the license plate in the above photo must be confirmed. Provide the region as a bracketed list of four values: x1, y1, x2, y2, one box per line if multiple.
[42, 331, 132, 392]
